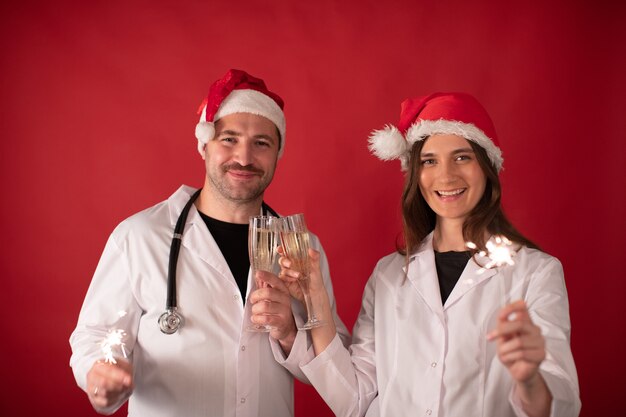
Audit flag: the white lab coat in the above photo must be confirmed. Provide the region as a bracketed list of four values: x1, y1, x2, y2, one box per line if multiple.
[301, 233, 580, 417]
[69, 185, 349, 417]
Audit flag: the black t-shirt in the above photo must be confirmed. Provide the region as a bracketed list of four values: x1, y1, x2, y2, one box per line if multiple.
[434, 251, 472, 305]
[198, 211, 249, 304]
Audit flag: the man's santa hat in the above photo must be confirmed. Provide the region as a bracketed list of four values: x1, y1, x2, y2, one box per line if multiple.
[368, 92, 503, 171]
[195, 69, 286, 157]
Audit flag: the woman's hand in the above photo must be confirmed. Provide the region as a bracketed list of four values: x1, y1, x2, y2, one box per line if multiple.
[278, 245, 336, 355]
[488, 300, 552, 417]
[276, 246, 304, 304]
[488, 300, 546, 383]
[277, 246, 327, 303]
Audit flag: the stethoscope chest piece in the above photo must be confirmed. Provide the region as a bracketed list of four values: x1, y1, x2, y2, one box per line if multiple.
[159, 308, 184, 334]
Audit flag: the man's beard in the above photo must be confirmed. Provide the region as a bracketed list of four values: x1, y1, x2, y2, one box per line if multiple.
[208, 162, 273, 203]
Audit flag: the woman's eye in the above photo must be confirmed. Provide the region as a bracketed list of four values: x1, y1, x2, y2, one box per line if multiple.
[456, 154, 471, 161]
[421, 159, 435, 166]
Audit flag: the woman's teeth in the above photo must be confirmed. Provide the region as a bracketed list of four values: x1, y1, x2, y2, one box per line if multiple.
[437, 189, 464, 196]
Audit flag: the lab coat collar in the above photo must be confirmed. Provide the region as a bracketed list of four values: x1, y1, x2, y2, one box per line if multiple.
[167, 185, 198, 227]
[404, 232, 497, 318]
[404, 233, 444, 321]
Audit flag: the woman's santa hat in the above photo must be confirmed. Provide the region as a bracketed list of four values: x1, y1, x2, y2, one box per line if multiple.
[368, 92, 504, 171]
[195, 69, 286, 157]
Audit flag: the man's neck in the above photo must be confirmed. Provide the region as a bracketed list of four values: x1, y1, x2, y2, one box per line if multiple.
[195, 187, 263, 224]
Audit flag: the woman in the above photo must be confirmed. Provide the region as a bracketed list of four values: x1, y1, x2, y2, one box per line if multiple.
[279, 93, 580, 416]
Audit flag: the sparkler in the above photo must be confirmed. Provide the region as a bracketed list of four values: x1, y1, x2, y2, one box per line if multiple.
[101, 329, 128, 364]
[466, 235, 516, 274]
[466, 236, 517, 308]
[99, 310, 128, 364]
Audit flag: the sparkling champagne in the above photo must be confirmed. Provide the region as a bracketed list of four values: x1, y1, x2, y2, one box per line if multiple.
[249, 227, 278, 272]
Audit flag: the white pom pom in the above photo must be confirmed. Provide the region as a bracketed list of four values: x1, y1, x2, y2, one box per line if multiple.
[195, 121, 215, 143]
[367, 125, 408, 161]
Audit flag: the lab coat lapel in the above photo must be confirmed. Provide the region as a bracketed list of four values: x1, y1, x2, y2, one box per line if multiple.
[405, 234, 445, 324]
[443, 252, 497, 309]
[183, 210, 237, 281]
[167, 185, 236, 282]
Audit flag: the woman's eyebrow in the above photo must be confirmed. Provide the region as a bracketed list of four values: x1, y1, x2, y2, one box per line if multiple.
[420, 147, 474, 157]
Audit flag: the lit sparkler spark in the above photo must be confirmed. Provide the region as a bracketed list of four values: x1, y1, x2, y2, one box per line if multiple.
[97, 310, 129, 364]
[466, 236, 516, 274]
[101, 328, 128, 364]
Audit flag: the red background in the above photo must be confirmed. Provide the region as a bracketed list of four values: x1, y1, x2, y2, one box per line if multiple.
[2, 1, 624, 416]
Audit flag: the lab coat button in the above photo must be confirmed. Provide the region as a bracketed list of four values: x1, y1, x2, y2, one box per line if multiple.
[240, 397, 246, 404]
[426, 409, 432, 415]
[233, 295, 240, 301]
[431, 362, 437, 368]
[241, 345, 246, 351]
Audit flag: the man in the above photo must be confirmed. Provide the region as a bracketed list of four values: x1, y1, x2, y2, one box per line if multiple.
[70, 69, 349, 416]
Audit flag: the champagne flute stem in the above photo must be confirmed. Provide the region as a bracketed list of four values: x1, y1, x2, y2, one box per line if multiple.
[298, 275, 321, 325]
[301, 290, 315, 323]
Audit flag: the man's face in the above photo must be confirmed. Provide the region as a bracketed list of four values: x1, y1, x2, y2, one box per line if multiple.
[202, 113, 280, 203]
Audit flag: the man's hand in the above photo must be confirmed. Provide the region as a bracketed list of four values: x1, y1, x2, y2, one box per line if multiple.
[249, 271, 298, 355]
[86, 358, 133, 412]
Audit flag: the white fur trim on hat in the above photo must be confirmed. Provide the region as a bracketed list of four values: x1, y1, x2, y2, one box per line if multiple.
[368, 124, 408, 160]
[405, 119, 504, 171]
[195, 89, 286, 158]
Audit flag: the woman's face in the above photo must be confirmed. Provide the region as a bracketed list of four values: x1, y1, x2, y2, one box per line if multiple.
[418, 134, 487, 224]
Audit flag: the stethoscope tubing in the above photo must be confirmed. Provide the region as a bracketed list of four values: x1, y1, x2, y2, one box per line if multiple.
[166, 189, 202, 310]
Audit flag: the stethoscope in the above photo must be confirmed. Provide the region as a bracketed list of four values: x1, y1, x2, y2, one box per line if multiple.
[158, 189, 279, 334]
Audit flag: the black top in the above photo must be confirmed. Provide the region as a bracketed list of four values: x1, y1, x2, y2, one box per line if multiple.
[434, 251, 472, 305]
[198, 211, 249, 304]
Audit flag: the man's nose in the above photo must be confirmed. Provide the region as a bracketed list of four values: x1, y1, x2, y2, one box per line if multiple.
[233, 142, 253, 166]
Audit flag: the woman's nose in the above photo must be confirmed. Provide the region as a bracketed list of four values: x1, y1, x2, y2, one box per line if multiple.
[438, 160, 459, 181]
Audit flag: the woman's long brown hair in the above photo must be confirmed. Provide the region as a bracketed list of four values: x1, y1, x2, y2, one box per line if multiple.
[399, 138, 539, 256]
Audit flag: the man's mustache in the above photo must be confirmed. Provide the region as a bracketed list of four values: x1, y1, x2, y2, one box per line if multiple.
[222, 163, 264, 175]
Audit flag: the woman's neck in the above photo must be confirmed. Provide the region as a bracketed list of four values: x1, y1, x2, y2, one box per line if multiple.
[432, 218, 467, 252]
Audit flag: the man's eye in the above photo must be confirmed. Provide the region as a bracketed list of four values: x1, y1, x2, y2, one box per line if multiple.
[221, 137, 236, 143]
[456, 154, 471, 161]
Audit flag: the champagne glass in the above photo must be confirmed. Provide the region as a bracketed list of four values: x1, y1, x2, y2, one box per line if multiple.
[279, 214, 324, 330]
[247, 215, 280, 332]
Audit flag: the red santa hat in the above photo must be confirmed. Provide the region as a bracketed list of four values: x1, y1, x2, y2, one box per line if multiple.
[195, 69, 286, 157]
[368, 92, 503, 171]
